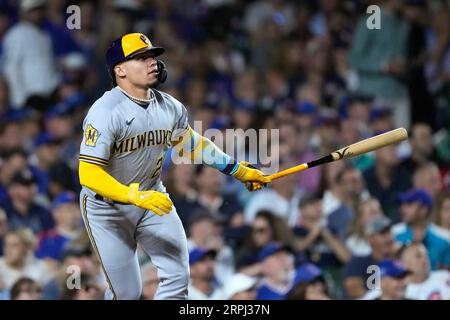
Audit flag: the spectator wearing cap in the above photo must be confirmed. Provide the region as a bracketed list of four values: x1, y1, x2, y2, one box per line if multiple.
[44, 100, 83, 166]
[361, 259, 410, 300]
[187, 212, 235, 286]
[363, 141, 410, 222]
[2, 170, 53, 234]
[223, 273, 258, 300]
[187, 248, 225, 300]
[0, 228, 54, 291]
[286, 263, 331, 300]
[255, 242, 296, 300]
[29, 132, 62, 196]
[401, 243, 450, 300]
[2, 0, 60, 109]
[368, 106, 395, 134]
[35, 191, 82, 263]
[0, 148, 28, 203]
[392, 189, 450, 270]
[343, 216, 396, 299]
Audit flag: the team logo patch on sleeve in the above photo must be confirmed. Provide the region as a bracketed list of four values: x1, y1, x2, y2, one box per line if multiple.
[85, 124, 99, 146]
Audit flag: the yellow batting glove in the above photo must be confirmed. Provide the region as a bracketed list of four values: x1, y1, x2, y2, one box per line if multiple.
[231, 162, 271, 191]
[128, 183, 173, 216]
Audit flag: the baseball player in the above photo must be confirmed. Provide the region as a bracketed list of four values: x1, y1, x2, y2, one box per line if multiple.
[78, 33, 270, 300]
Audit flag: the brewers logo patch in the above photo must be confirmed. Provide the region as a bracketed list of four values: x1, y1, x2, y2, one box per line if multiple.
[85, 124, 99, 146]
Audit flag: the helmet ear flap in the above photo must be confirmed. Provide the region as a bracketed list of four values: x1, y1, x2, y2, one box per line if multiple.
[156, 60, 167, 85]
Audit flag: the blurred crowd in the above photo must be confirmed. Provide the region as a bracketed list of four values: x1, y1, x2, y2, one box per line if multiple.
[1, 0, 450, 300]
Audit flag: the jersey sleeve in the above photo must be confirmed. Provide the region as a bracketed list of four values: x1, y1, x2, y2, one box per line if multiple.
[171, 103, 190, 143]
[79, 106, 117, 166]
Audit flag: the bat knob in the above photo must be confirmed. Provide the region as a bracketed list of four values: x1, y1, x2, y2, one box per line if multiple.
[245, 181, 265, 192]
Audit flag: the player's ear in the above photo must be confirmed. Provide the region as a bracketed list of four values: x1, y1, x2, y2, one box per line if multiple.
[115, 64, 126, 79]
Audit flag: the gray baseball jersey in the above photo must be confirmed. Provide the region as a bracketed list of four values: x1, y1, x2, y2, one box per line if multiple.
[80, 87, 189, 194]
[79, 87, 190, 300]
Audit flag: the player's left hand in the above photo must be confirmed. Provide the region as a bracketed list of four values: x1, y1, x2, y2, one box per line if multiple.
[231, 162, 271, 192]
[128, 183, 173, 216]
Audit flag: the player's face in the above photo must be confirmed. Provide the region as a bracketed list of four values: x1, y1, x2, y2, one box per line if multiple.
[119, 53, 159, 88]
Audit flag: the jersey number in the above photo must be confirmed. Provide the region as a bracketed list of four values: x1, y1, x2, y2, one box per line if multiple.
[151, 156, 163, 179]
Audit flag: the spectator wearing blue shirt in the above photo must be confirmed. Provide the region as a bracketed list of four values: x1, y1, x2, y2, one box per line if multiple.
[255, 242, 296, 300]
[392, 188, 450, 270]
[35, 191, 82, 262]
[1, 170, 53, 234]
[29, 133, 62, 195]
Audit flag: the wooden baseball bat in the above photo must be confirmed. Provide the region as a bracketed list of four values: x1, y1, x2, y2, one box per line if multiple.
[247, 127, 408, 190]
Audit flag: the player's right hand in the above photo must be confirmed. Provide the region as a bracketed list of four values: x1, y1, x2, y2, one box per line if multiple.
[128, 183, 173, 216]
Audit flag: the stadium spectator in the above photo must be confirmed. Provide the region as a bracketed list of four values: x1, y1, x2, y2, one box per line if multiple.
[320, 160, 346, 217]
[255, 242, 296, 300]
[343, 216, 396, 299]
[10, 277, 42, 300]
[361, 259, 410, 300]
[35, 191, 82, 264]
[236, 210, 294, 277]
[295, 192, 351, 267]
[187, 212, 235, 285]
[432, 191, 450, 233]
[363, 143, 410, 222]
[328, 166, 367, 241]
[60, 272, 102, 300]
[30, 132, 66, 194]
[401, 243, 450, 300]
[392, 188, 450, 270]
[399, 123, 437, 184]
[187, 248, 225, 300]
[188, 165, 243, 226]
[286, 263, 331, 300]
[2, 0, 60, 109]
[244, 159, 302, 226]
[0, 208, 7, 256]
[0, 228, 54, 290]
[0, 121, 25, 153]
[223, 273, 258, 300]
[1, 170, 53, 234]
[349, 0, 410, 129]
[140, 262, 158, 300]
[346, 198, 384, 257]
[0, 148, 28, 203]
[412, 162, 442, 199]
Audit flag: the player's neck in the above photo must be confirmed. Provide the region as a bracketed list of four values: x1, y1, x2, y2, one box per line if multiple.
[117, 84, 152, 103]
